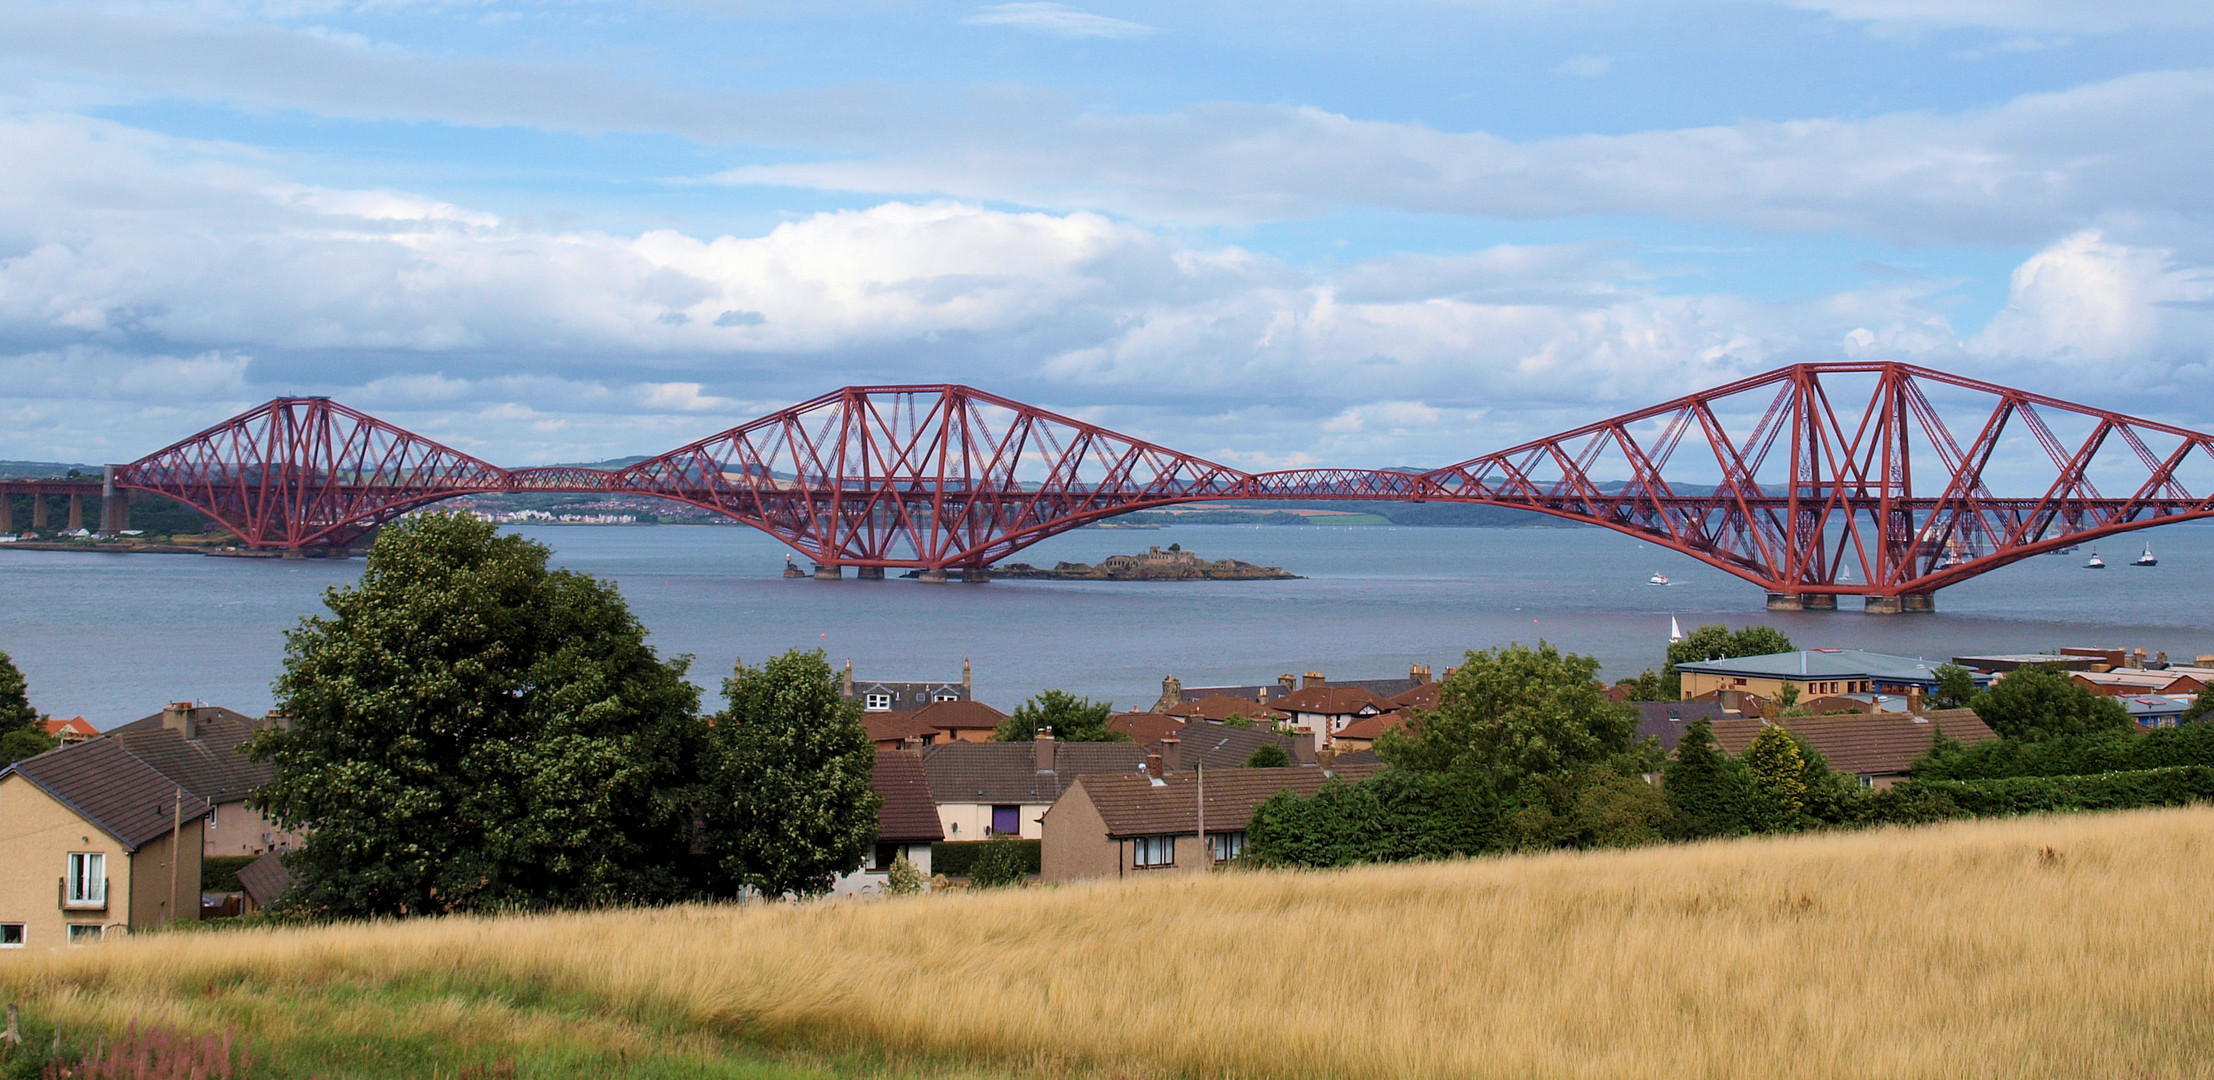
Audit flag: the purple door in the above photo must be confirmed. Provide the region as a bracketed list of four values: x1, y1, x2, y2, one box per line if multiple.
[992, 805, 1020, 835]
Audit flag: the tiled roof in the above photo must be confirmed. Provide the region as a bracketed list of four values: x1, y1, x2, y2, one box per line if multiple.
[1330, 676, 1425, 699]
[1332, 711, 1412, 742]
[1164, 724, 1301, 768]
[1066, 764, 1384, 838]
[1163, 694, 1284, 723]
[236, 851, 291, 907]
[921, 740, 1149, 804]
[1634, 701, 1732, 751]
[1707, 713, 1997, 776]
[42, 716, 99, 739]
[1675, 649, 1969, 684]
[104, 706, 273, 804]
[864, 712, 940, 746]
[911, 699, 1008, 733]
[872, 750, 944, 842]
[1271, 686, 1391, 716]
[1109, 711, 1186, 746]
[1388, 683, 1440, 710]
[6, 739, 212, 849]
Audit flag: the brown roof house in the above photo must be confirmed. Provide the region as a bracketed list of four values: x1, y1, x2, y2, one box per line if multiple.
[1271, 685, 1393, 752]
[0, 739, 210, 948]
[831, 750, 944, 897]
[1042, 764, 1383, 883]
[909, 699, 1007, 743]
[1706, 710, 1998, 790]
[922, 736, 1151, 841]
[41, 717, 98, 745]
[104, 703, 298, 858]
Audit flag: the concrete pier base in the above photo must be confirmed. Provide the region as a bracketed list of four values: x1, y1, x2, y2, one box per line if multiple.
[66, 494, 82, 533]
[1765, 592, 1803, 611]
[855, 566, 885, 580]
[917, 569, 949, 584]
[1862, 595, 1904, 614]
[0, 496, 12, 533]
[1902, 593, 1937, 613]
[281, 549, 306, 560]
[30, 496, 47, 530]
[1800, 593, 1838, 611]
[812, 564, 842, 580]
[960, 567, 990, 583]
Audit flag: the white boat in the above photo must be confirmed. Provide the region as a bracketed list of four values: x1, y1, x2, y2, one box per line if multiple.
[2133, 543, 2157, 567]
[2085, 552, 2106, 569]
[1669, 615, 1684, 643]
[1648, 573, 1670, 585]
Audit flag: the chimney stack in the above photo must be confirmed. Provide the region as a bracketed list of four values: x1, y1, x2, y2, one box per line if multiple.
[2156, 651, 2170, 670]
[161, 701, 197, 741]
[1303, 670, 1326, 689]
[1292, 737, 1317, 766]
[1278, 673, 1296, 693]
[1161, 733, 1181, 774]
[1411, 662, 1431, 682]
[1317, 747, 1337, 771]
[1906, 686, 1924, 714]
[901, 735, 924, 751]
[842, 659, 854, 699]
[963, 657, 973, 692]
[1145, 748, 1164, 778]
[1157, 674, 1183, 713]
[1035, 729, 1056, 773]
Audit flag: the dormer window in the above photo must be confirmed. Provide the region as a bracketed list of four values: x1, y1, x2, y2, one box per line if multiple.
[864, 693, 892, 712]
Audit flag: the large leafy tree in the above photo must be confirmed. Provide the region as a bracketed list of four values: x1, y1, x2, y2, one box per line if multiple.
[1381, 641, 1638, 786]
[0, 651, 55, 764]
[1971, 663, 2132, 742]
[699, 649, 881, 899]
[1661, 718, 1748, 839]
[1741, 724, 1809, 830]
[1659, 624, 1795, 698]
[250, 513, 706, 917]
[994, 690, 1123, 742]
[1930, 663, 1979, 710]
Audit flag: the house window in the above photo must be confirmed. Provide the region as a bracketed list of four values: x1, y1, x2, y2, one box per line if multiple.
[207, 803, 218, 829]
[0, 924, 22, 948]
[1859, 776, 1875, 789]
[67, 924, 102, 946]
[864, 693, 892, 711]
[934, 692, 960, 702]
[65, 852, 105, 908]
[1208, 832, 1245, 862]
[871, 843, 899, 872]
[990, 805, 1020, 836]
[1132, 835, 1175, 868]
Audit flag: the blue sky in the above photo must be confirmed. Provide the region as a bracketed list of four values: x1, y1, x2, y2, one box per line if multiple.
[1, 0, 2210, 468]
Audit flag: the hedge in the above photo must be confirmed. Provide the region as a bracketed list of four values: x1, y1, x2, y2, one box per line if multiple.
[930, 839, 1041, 877]
[1916, 724, 2214, 782]
[201, 855, 260, 894]
[1899, 765, 2214, 816]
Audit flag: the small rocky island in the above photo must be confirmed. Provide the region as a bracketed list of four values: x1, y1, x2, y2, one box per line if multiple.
[995, 544, 1299, 581]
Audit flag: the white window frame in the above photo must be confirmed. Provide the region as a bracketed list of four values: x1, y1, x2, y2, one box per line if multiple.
[934, 691, 960, 702]
[207, 803, 218, 829]
[64, 852, 106, 908]
[864, 692, 892, 712]
[66, 924, 102, 946]
[1208, 831, 1246, 862]
[1132, 835, 1175, 868]
[0, 923, 23, 948]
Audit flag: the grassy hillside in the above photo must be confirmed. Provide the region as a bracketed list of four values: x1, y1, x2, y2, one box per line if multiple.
[7, 808, 2214, 1079]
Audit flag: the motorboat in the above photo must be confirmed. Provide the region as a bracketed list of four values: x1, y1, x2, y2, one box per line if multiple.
[1648, 573, 1670, 585]
[2133, 543, 2157, 567]
[2085, 552, 2106, 569]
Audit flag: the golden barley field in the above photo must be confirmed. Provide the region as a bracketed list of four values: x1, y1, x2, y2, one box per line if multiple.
[8, 808, 2214, 1079]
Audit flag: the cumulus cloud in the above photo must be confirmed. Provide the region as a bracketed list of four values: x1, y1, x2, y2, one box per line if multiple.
[964, 3, 1156, 39]
[719, 68, 2214, 245]
[3, 111, 2213, 467]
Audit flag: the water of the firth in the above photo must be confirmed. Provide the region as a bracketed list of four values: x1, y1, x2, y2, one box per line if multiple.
[4, 522, 2211, 728]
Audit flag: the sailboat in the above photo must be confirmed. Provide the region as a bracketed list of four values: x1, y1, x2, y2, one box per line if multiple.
[1669, 616, 1684, 644]
[2134, 542, 2157, 567]
[2085, 551, 2106, 569]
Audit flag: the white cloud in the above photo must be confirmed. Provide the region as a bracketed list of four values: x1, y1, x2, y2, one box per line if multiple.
[3, 112, 2213, 466]
[964, 3, 1156, 39]
[1779, 0, 2214, 33]
[1556, 54, 1612, 77]
[720, 69, 2214, 246]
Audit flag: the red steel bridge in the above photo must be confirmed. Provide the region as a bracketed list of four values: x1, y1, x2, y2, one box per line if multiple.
[8, 362, 2213, 612]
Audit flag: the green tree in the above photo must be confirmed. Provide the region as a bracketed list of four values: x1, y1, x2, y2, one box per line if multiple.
[1613, 669, 1670, 702]
[1972, 664, 2133, 742]
[1661, 624, 1795, 698]
[250, 513, 706, 917]
[994, 690, 1123, 742]
[1742, 724, 1809, 830]
[0, 650, 36, 735]
[1931, 663, 1979, 710]
[1242, 742, 1291, 768]
[1380, 641, 1637, 787]
[883, 855, 924, 897]
[968, 836, 1030, 887]
[699, 650, 881, 900]
[0, 727, 57, 764]
[1773, 682, 1802, 714]
[1661, 718, 1750, 839]
[2180, 693, 2214, 726]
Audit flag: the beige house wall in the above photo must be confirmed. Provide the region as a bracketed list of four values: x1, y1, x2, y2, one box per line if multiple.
[829, 841, 935, 898]
[204, 799, 298, 858]
[936, 801, 1050, 841]
[1040, 786, 1121, 884]
[1679, 672, 1873, 702]
[127, 821, 202, 932]
[0, 776, 133, 950]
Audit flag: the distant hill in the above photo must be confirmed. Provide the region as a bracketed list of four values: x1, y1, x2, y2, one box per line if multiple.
[0, 461, 99, 480]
